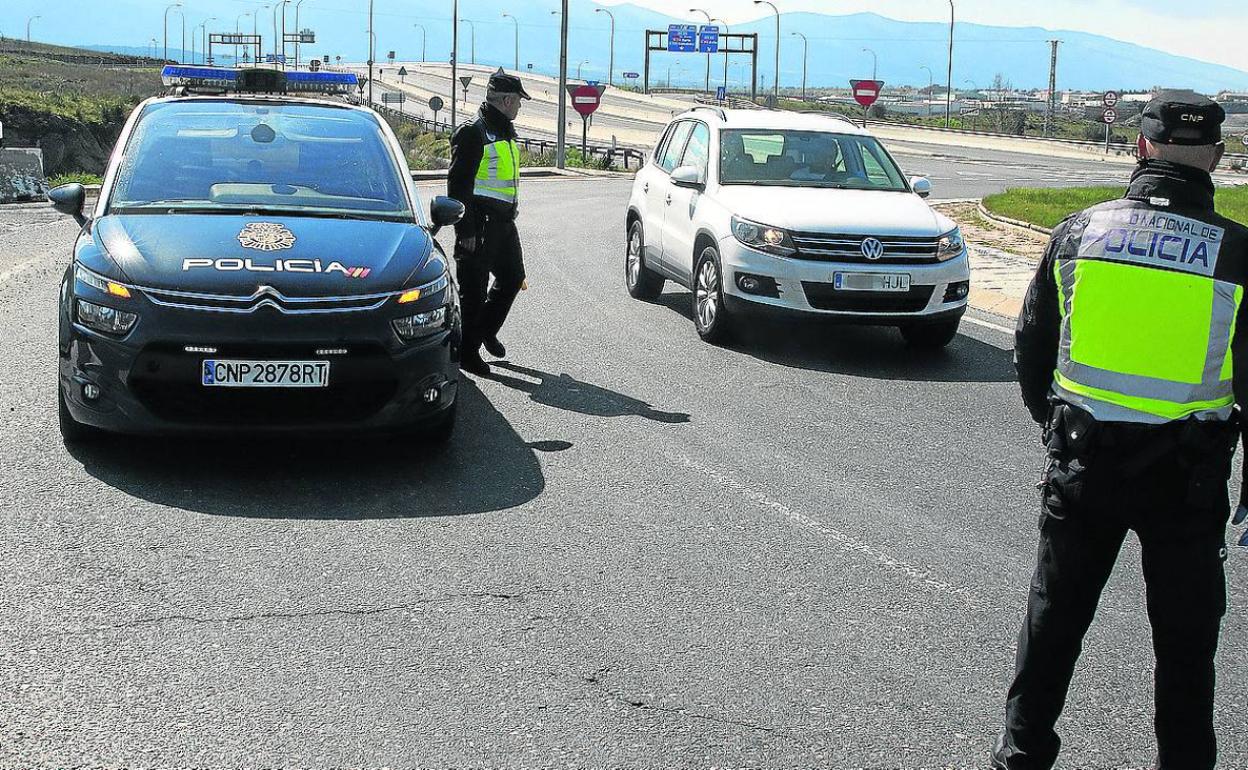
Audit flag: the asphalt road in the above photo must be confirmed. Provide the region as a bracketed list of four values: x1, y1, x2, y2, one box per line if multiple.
[1, 178, 1246, 768]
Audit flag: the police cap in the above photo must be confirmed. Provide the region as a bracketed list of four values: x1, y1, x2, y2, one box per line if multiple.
[1141, 90, 1225, 146]
[488, 69, 531, 100]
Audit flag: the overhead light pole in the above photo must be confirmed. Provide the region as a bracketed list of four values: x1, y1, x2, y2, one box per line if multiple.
[459, 19, 475, 66]
[594, 8, 615, 87]
[196, 18, 216, 64]
[689, 8, 712, 94]
[501, 13, 519, 71]
[862, 47, 877, 81]
[946, 0, 955, 128]
[272, 0, 290, 65]
[163, 3, 182, 63]
[294, 0, 309, 70]
[236, 13, 251, 64]
[413, 24, 426, 63]
[451, 0, 459, 129]
[577, 59, 590, 81]
[712, 18, 729, 94]
[367, 0, 375, 103]
[555, 0, 569, 168]
[254, 4, 267, 38]
[753, 0, 780, 105]
[920, 65, 934, 117]
[791, 32, 807, 100]
[26, 15, 39, 43]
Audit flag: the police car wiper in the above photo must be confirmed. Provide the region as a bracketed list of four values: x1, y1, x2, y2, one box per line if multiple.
[234, 207, 411, 223]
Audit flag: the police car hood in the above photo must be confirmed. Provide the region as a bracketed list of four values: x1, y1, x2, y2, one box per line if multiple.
[716, 187, 954, 236]
[93, 214, 434, 296]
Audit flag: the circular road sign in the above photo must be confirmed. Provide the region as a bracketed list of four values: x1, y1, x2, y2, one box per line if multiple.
[571, 84, 604, 117]
[428, 96, 445, 112]
[1242, 133, 1248, 148]
[309, 59, 321, 72]
[1103, 91, 1120, 108]
[1102, 108, 1118, 125]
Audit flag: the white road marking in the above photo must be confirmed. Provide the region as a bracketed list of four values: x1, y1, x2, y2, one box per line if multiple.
[964, 315, 1015, 335]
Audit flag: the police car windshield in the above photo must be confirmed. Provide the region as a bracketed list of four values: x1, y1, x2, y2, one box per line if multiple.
[719, 130, 908, 191]
[109, 101, 413, 220]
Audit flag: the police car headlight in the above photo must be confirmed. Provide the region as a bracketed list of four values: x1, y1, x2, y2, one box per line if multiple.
[393, 306, 448, 341]
[76, 264, 132, 299]
[77, 300, 138, 336]
[937, 228, 965, 261]
[732, 215, 797, 257]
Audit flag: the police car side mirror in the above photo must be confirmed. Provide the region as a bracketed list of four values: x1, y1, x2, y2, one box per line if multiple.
[910, 176, 932, 199]
[48, 183, 88, 226]
[429, 196, 465, 236]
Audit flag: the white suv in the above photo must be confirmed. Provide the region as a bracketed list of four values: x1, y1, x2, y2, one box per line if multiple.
[625, 108, 971, 347]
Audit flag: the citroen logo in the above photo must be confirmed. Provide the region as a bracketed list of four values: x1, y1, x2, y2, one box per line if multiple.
[861, 238, 885, 261]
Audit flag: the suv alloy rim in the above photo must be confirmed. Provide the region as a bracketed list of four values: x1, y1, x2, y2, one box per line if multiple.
[627, 226, 642, 287]
[696, 258, 719, 330]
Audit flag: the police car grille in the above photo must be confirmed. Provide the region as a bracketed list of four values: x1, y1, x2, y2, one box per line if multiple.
[790, 232, 942, 265]
[140, 286, 390, 314]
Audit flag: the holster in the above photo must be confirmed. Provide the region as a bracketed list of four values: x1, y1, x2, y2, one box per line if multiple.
[1039, 402, 1100, 519]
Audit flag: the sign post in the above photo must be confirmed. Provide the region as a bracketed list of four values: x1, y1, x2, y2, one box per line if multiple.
[429, 95, 444, 127]
[568, 84, 606, 160]
[382, 91, 406, 115]
[851, 79, 884, 127]
[398, 65, 408, 84]
[1102, 106, 1118, 152]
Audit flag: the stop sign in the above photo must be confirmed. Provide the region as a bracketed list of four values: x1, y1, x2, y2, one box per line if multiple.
[570, 84, 605, 117]
[850, 79, 884, 108]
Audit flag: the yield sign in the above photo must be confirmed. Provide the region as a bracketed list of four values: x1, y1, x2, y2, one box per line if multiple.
[459, 75, 473, 90]
[850, 79, 884, 108]
[567, 83, 606, 116]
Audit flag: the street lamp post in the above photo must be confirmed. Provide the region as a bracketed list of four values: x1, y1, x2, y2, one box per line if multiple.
[236, 13, 251, 64]
[555, 0, 569, 168]
[595, 8, 615, 87]
[196, 18, 216, 64]
[712, 18, 729, 94]
[946, 0, 955, 128]
[163, 3, 181, 63]
[294, 0, 309, 70]
[690, 8, 712, 94]
[367, 0, 375, 104]
[791, 32, 807, 100]
[577, 59, 590, 81]
[26, 15, 39, 43]
[272, 1, 289, 65]
[501, 13, 518, 72]
[451, 0, 459, 130]
[920, 65, 934, 117]
[413, 24, 426, 63]
[753, 0, 780, 105]
[862, 47, 877, 82]
[964, 79, 977, 130]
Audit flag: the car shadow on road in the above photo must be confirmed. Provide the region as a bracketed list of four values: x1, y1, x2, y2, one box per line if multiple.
[657, 290, 1017, 384]
[66, 379, 546, 520]
[488, 362, 692, 424]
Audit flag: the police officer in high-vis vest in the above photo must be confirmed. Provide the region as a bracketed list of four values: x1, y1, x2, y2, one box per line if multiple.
[993, 91, 1248, 770]
[447, 70, 530, 377]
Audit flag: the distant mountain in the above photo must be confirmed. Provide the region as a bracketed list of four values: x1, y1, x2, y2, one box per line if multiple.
[20, 0, 1248, 92]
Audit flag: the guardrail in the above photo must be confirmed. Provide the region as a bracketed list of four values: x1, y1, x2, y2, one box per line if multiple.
[355, 97, 647, 171]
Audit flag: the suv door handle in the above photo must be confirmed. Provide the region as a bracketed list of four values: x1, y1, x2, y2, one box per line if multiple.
[643, 183, 649, 193]
[665, 193, 673, 205]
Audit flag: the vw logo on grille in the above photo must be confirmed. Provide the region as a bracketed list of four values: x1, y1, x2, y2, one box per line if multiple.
[861, 237, 885, 260]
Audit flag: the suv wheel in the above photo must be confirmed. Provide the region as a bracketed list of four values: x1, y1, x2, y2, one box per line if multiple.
[900, 319, 960, 349]
[693, 246, 733, 344]
[625, 220, 664, 301]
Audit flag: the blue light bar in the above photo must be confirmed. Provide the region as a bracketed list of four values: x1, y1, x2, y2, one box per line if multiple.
[161, 65, 358, 94]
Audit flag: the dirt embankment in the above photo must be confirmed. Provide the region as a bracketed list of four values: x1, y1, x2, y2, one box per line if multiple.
[0, 104, 127, 177]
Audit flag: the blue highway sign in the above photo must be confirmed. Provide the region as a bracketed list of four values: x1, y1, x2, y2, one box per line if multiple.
[698, 25, 720, 54]
[667, 24, 697, 53]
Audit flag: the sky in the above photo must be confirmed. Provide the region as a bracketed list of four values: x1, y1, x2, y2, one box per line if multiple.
[605, 0, 1247, 73]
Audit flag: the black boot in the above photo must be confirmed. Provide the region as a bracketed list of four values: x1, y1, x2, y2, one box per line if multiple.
[483, 335, 506, 358]
[461, 351, 491, 377]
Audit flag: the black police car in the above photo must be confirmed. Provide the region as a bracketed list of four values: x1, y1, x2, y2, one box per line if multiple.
[51, 66, 465, 443]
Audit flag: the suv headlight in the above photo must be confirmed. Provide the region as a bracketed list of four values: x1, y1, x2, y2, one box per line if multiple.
[731, 216, 797, 257]
[937, 228, 965, 261]
[393, 306, 448, 341]
[77, 300, 138, 335]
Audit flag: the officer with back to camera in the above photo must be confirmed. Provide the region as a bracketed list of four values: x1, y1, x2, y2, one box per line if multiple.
[447, 69, 530, 377]
[992, 91, 1248, 770]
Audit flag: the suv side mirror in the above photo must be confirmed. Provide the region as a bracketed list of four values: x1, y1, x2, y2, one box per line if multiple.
[429, 196, 465, 236]
[49, 183, 88, 225]
[910, 176, 932, 199]
[671, 165, 705, 190]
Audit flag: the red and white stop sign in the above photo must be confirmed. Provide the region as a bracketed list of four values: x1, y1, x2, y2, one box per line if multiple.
[850, 79, 884, 108]
[570, 84, 605, 117]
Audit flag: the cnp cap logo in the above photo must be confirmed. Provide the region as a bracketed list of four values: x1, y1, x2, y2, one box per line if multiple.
[861, 237, 885, 260]
[238, 222, 296, 252]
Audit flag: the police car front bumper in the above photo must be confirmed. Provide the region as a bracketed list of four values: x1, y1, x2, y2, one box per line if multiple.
[58, 279, 461, 437]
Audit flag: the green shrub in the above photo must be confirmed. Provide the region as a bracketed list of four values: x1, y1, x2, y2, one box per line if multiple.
[47, 172, 103, 187]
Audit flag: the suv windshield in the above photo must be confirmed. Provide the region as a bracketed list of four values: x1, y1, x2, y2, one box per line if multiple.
[109, 100, 413, 220]
[719, 129, 908, 191]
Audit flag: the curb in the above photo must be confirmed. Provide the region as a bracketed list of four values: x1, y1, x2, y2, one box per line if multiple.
[976, 201, 1054, 237]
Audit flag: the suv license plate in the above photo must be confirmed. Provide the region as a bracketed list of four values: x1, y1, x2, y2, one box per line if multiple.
[834, 272, 911, 292]
[202, 360, 330, 388]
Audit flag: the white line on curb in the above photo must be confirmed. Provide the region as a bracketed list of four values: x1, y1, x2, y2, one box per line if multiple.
[964, 315, 1014, 335]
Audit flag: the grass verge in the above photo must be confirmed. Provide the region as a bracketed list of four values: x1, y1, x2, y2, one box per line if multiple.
[983, 186, 1248, 230]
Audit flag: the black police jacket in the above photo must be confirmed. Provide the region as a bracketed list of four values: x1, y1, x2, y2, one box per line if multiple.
[447, 103, 519, 241]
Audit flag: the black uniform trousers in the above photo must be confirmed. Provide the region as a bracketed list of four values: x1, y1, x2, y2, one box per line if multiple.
[456, 211, 525, 356]
[1000, 419, 1232, 770]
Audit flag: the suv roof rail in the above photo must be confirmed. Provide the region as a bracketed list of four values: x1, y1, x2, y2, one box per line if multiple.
[688, 105, 727, 122]
[793, 109, 860, 123]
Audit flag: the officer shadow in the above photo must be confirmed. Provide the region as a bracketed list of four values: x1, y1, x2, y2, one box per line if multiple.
[489, 362, 692, 424]
[657, 291, 1018, 384]
[66, 379, 545, 520]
